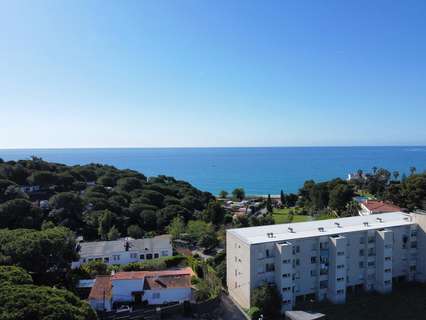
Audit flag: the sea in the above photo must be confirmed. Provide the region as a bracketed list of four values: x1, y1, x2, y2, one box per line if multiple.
[0, 147, 425, 195]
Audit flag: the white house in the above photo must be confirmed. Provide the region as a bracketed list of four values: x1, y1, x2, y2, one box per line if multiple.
[88, 267, 194, 311]
[358, 200, 401, 216]
[72, 235, 173, 268]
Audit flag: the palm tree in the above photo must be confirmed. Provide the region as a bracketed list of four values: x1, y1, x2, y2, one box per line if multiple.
[410, 166, 417, 176]
[393, 171, 400, 181]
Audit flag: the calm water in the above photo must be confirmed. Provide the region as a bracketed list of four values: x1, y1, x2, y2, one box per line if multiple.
[0, 147, 425, 195]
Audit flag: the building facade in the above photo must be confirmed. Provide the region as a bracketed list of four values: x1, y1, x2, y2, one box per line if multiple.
[72, 234, 173, 268]
[88, 268, 194, 311]
[227, 212, 426, 313]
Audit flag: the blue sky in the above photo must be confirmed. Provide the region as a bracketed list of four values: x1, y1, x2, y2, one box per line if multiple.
[1, 0, 425, 148]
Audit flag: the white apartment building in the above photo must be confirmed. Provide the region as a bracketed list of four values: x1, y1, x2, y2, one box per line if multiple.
[72, 234, 173, 268]
[227, 212, 426, 313]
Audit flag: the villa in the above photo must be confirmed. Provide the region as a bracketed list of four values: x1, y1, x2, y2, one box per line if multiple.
[71, 235, 173, 268]
[88, 267, 194, 311]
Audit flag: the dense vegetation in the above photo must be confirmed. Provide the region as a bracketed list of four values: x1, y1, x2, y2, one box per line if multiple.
[0, 157, 214, 239]
[0, 157, 219, 318]
[0, 266, 96, 320]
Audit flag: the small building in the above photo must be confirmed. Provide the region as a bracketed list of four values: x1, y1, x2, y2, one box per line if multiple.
[72, 235, 173, 268]
[88, 268, 194, 311]
[359, 200, 401, 216]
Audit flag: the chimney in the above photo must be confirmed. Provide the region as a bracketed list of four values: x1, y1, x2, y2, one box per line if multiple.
[124, 241, 130, 251]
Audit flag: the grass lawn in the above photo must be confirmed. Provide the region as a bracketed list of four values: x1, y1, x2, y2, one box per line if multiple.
[272, 208, 335, 224]
[297, 283, 426, 320]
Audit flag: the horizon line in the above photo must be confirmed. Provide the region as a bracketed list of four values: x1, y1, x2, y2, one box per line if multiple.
[1, 145, 426, 150]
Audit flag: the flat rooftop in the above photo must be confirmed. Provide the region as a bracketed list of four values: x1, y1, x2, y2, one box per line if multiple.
[227, 212, 413, 245]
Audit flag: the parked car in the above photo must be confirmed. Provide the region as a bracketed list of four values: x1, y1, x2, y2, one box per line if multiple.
[116, 305, 132, 313]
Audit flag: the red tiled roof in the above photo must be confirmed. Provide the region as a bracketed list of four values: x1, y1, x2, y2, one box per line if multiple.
[362, 200, 401, 213]
[89, 276, 112, 300]
[111, 267, 194, 281]
[143, 274, 192, 290]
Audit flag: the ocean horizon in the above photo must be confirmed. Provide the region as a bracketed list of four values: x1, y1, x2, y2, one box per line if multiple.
[1, 146, 425, 195]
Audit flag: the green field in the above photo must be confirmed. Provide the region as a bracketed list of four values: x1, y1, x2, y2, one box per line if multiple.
[272, 208, 334, 224]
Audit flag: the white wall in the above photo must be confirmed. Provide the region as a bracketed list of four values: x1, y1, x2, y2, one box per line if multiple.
[144, 288, 192, 305]
[112, 279, 144, 303]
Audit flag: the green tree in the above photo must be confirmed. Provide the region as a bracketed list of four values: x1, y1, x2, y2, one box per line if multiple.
[116, 177, 143, 192]
[232, 188, 245, 201]
[107, 225, 121, 240]
[0, 283, 97, 320]
[186, 220, 214, 242]
[329, 184, 354, 213]
[127, 224, 143, 239]
[48, 192, 84, 230]
[266, 194, 273, 213]
[27, 171, 58, 188]
[0, 266, 33, 285]
[410, 166, 417, 176]
[219, 190, 228, 199]
[98, 210, 113, 240]
[0, 227, 77, 281]
[280, 189, 285, 206]
[80, 260, 109, 278]
[251, 284, 281, 319]
[167, 216, 186, 239]
[0, 199, 43, 229]
[202, 201, 225, 224]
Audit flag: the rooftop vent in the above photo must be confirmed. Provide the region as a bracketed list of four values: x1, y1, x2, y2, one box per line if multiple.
[334, 222, 341, 228]
[267, 232, 275, 238]
[376, 217, 383, 223]
[363, 222, 369, 227]
[288, 227, 295, 233]
[318, 227, 325, 232]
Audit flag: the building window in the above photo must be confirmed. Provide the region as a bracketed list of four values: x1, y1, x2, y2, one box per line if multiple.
[384, 280, 391, 286]
[337, 264, 344, 269]
[283, 299, 292, 305]
[337, 277, 344, 282]
[368, 248, 375, 257]
[359, 261, 364, 268]
[146, 254, 153, 260]
[140, 254, 145, 260]
[360, 237, 365, 244]
[154, 253, 159, 259]
[293, 259, 300, 267]
[337, 289, 344, 295]
[161, 250, 168, 257]
[310, 270, 317, 277]
[104, 257, 109, 263]
[311, 257, 317, 264]
[282, 287, 291, 292]
[130, 253, 137, 259]
[410, 265, 417, 272]
[235, 269, 237, 276]
[266, 263, 275, 272]
[385, 256, 392, 261]
[411, 230, 417, 237]
[337, 251, 344, 256]
[282, 273, 291, 278]
[359, 249, 364, 256]
[152, 292, 160, 299]
[384, 268, 391, 273]
[283, 259, 291, 264]
[411, 242, 417, 249]
[367, 261, 375, 267]
[320, 280, 328, 289]
[113, 255, 120, 261]
[82, 258, 86, 263]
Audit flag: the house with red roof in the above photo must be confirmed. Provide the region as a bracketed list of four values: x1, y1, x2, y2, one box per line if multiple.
[88, 267, 194, 311]
[359, 200, 402, 216]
